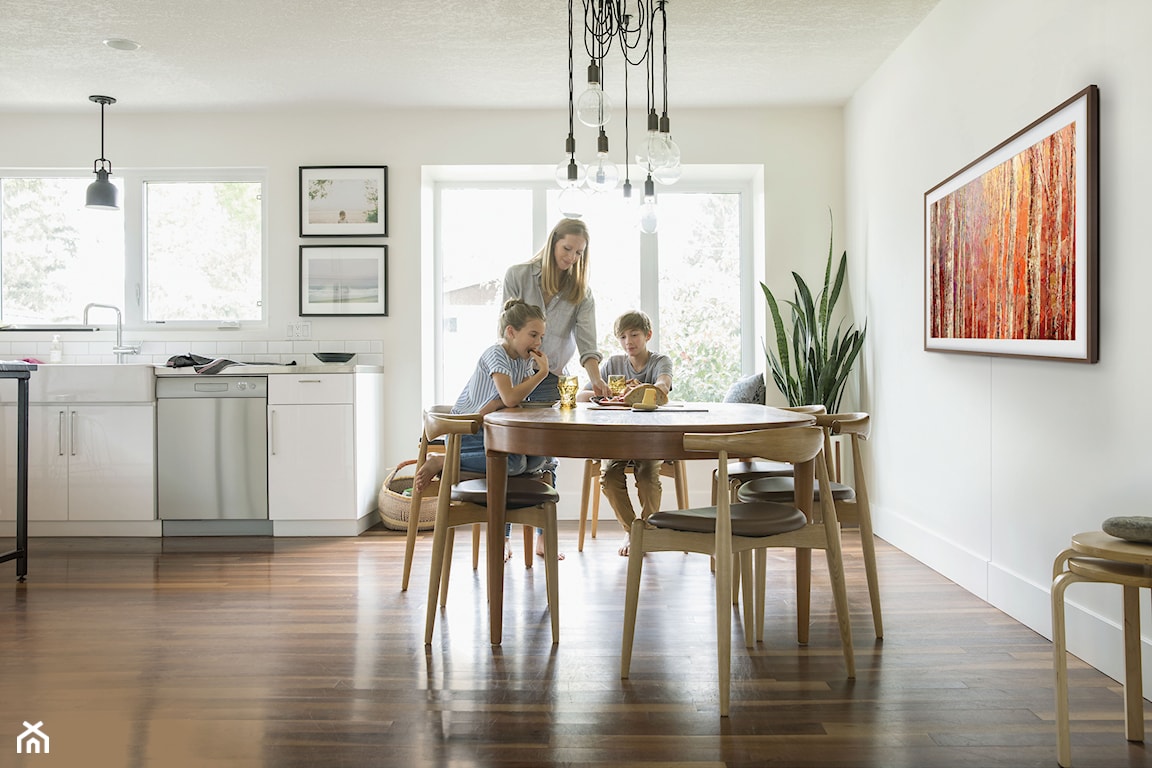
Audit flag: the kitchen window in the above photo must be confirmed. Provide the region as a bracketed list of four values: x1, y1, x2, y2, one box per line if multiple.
[433, 173, 754, 402]
[0, 169, 266, 327]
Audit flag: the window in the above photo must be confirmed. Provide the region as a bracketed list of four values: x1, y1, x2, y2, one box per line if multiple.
[434, 173, 753, 403]
[142, 179, 264, 323]
[0, 176, 125, 324]
[0, 170, 266, 327]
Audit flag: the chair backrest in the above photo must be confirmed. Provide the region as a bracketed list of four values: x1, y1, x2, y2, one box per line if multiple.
[423, 411, 481, 487]
[814, 411, 869, 484]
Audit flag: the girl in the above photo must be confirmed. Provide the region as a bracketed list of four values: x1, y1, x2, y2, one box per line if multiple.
[414, 299, 551, 560]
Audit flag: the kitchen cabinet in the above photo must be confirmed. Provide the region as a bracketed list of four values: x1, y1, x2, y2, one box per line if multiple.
[0, 365, 157, 532]
[31, 404, 154, 521]
[267, 372, 385, 534]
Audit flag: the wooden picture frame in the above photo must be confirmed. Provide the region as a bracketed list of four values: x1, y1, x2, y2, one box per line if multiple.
[299, 245, 388, 316]
[299, 165, 388, 237]
[924, 85, 1098, 362]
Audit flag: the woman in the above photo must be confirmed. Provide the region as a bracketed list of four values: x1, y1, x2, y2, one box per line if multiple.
[502, 218, 610, 401]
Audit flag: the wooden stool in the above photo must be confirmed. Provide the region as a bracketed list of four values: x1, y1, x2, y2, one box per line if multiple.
[1051, 530, 1152, 767]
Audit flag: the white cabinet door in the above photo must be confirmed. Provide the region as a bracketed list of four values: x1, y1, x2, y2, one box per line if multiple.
[66, 405, 155, 521]
[26, 406, 69, 521]
[268, 403, 354, 520]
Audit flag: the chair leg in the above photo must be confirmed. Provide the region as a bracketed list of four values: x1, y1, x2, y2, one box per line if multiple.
[402, 496, 423, 592]
[716, 539, 733, 717]
[740, 550, 755, 649]
[472, 523, 481, 570]
[673, 461, 688, 509]
[822, 532, 855, 678]
[855, 502, 883, 639]
[440, 528, 455, 607]
[1052, 571, 1079, 768]
[1123, 584, 1144, 742]
[591, 478, 601, 539]
[753, 548, 767, 643]
[522, 525, 534, 568]
[578, 459, 595, 551]
[424, 517, 452, 644]
[620, 520, 645, 678]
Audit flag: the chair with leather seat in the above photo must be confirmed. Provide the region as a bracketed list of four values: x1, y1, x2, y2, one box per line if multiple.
[577, 458, 688, 551]
[401, 406, 535, 591]
[620, 423, 854, 716]
[734, 412, 881, 639]
[423, 410, 560, 644]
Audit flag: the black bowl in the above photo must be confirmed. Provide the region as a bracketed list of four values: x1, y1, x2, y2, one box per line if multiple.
[313, 352, 355, 364]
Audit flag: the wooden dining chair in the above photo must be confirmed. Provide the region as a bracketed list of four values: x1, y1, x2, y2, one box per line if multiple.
[620, 424, 854, 716]
[423, 410, 560, 644]
[577, 458, 688, 551]
[735, 412, 881, 639]
[401, 406, 535, 592]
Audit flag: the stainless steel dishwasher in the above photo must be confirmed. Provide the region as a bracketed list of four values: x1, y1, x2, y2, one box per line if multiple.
[156, 376, 271, 535]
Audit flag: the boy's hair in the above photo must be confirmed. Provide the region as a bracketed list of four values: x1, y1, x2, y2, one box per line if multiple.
[614, 309, 652, 337]
[530, 218, 590, 304]
[500, 299, 546, 332]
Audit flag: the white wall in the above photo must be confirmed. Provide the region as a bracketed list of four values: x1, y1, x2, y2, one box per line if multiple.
[846, 0, 1152, 687]
[0, 105, 844, 497]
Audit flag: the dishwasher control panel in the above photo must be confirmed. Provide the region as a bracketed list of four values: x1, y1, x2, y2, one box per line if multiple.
[156, 376, 268, 398]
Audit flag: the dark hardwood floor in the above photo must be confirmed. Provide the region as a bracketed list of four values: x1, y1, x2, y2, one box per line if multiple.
[1, 525, 1147, 768]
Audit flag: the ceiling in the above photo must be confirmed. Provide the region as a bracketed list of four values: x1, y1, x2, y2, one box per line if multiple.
[0, 0, 941, 114]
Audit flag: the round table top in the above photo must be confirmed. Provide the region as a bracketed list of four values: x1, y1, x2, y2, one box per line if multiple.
[483, 402, 815, 461]
[1070, 530, 1152, 566]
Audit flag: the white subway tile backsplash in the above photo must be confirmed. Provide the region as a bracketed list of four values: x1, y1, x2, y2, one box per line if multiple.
[267, 340, 293, 353]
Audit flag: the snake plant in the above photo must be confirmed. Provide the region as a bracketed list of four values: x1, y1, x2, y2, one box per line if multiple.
[761, 218, 866, 413]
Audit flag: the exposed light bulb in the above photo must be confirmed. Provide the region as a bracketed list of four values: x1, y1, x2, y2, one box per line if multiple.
[576, 62, 612, 128]
[558, 186, 588, 218]
[652, 164, 682, 185]
[587, 158, 620, 193]
[555, 156, 586, 188]
[638, 175, 658, 233]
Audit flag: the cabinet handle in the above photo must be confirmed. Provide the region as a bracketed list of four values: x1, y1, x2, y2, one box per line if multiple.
[70, 410, 77, 456]
[296, 379, 323, 384]
[269, 408, 276, 456]
[57, 410, 65, 456]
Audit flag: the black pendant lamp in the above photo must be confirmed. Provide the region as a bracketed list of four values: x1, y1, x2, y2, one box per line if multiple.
[85, 95, 119, 210]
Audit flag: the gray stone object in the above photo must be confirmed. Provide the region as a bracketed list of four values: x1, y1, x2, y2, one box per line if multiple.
[1102, 516, 1152, 544]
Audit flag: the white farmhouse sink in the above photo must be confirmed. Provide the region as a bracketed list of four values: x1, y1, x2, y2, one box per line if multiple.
[22, 364, 155, 403]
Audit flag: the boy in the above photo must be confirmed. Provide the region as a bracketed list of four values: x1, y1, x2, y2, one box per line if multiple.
[579, 310, 673, 555]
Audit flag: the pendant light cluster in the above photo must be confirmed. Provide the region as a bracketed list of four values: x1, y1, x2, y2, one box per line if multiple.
[557, 0, 679, 232]
[86, 95, 119, 210]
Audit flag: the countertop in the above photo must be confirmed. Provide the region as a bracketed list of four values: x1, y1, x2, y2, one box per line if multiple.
[153, 363, 384, 376]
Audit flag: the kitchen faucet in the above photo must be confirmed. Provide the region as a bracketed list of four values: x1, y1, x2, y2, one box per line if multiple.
[82, 303, 139, 363]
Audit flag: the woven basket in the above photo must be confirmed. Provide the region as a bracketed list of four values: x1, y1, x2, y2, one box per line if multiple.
[378, 459, 439, 531]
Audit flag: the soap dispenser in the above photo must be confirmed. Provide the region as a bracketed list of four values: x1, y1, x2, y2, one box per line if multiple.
[49, 334, 62, 363]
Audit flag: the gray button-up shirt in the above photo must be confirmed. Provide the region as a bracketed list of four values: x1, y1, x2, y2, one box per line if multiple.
[501, 261, 602, 374]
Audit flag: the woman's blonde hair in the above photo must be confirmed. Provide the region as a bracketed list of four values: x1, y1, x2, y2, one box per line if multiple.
[500, 299, 546, 336]
[530, 218, 590, 303]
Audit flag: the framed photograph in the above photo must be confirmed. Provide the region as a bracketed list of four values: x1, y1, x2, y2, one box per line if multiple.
[299, 245, 388, 316]
[299, 166, 388, 237]
[924, 85, 1098, 362]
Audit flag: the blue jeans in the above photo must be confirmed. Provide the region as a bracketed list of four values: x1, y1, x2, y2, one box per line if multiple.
[459, 432, 549, 537]
[525, 372, 560, 402]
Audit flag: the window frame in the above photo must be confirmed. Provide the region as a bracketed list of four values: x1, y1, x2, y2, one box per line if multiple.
[0, 166, 269, 331]
[430, 167, 758, 404]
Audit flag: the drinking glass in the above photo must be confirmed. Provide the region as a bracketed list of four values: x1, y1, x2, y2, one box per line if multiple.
[608, 374, 626, 397]
[558, 375, 579, 409]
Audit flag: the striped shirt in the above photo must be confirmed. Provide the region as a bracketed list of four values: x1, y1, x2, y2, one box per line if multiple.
[453, 343, 534, 414]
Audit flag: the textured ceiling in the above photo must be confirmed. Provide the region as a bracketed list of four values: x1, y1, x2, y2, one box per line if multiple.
[0, 0, 941, 113]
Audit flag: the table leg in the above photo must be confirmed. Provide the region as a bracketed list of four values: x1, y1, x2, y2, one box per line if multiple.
[795, 457, 813, 645]
[487, 450, 509, 645]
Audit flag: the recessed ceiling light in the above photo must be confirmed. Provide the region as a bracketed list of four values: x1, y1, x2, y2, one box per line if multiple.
[103, 38, 141, 51]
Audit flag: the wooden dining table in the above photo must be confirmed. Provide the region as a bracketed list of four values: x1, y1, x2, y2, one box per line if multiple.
[483, 401, 817, 645]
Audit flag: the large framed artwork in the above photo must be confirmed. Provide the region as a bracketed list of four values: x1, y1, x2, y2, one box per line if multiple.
[924, 85, 1098, 362]
[299, 165, 388, 237]
[299, 245, 388, 316]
